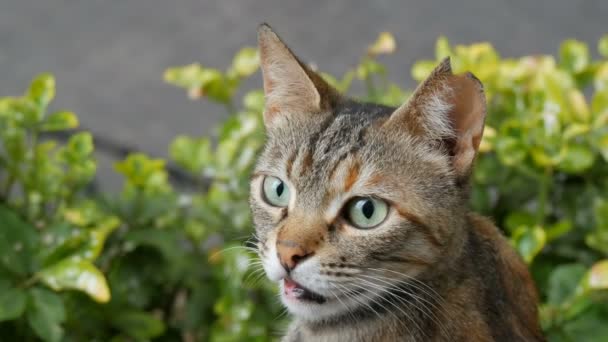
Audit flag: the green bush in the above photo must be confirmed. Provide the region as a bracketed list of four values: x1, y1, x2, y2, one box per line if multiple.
[1, 33, 608, 341]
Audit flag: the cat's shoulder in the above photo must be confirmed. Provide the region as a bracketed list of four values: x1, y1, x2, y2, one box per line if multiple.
[466, 212, 545, 341]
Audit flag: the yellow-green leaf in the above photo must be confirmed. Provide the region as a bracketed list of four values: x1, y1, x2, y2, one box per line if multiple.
[38, 259, 111, 303]
[559, 39, 590, 73]
[40, 111, 79, 132]
[599, 34, 608, 57]
[367, 32, 396, 56]
[411, 60, 437, 81]
[435, 36, 452, 60]
[558, 144, 595, 173]
[513, 225, 546, 264]
[588, 260, 608, 290]
[231, 47, 260, 77]
[74, 216, 120, 262]
[27, 73, 55, 109]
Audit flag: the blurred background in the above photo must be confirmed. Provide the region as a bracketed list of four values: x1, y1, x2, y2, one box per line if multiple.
[1, 0, 607, 186]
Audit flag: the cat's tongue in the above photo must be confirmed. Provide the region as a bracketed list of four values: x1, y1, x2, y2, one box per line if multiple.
[283, 278, 305, 299]
[283, 278, 327, 303]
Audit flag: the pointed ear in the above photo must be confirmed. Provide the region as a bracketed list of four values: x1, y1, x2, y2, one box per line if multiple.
[384, 57, 487, 177]
[257, 23, 340, 127]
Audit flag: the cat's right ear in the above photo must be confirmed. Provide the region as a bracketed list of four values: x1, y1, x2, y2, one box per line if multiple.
[257, 23, 340, 127]
[384, 58, 487, 179]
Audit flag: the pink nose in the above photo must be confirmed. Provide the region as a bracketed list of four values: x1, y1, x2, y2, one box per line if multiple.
[276, 240, 314, 271]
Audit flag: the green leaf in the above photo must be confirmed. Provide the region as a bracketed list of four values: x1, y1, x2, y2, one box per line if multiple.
[599, 34, 608, 57]
[39, 223, 86, 267]
[27, 287, 65, 342]
[558, 144, 595, 173]
[169, 135, 212, 174]
[27, 73, 55, 110]
[40, 111, 79, 131]
[0, 285, 26, 321]
[0, 205, 39, 275]
[66, 132, 94, 157]
[110, 311, 166, 340]
[594, 198, 608, 230]
[124, 229, 183, 264]
[243, 89, 265, 112]
[561, 305, 608, 341]
[231, 47, 260, 77]
[559, 39, 590, 74]
[547, 264, 587, 305]
[37, 259, 111, 303]
[114, 153, 169, 191]
[163, 63, 205, 88]
[74, 216, 120, 262]
[513, 225, 546, 264]
[435, 36, 452, 60]
[505, 211, 536, 233]
[495, 137, 527, 166]
[545, 220, 573, 241]
[411, 60, 437, 81]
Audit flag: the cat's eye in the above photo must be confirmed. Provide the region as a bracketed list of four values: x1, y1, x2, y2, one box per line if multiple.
[262, 176, 291, 207]
[344, 197, 388, 229]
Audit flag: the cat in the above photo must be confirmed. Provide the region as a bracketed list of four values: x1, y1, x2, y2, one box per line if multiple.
[249, 23, 544, 342]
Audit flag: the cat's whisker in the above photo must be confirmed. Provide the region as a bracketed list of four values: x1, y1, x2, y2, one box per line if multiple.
[355, 275, 448, 338]
[364, 267, 444, 302]
[332, 283, 384, 325]
[352, 279, 425, 338]
[325, 285, 358, 326]
[212, 245, 259, 258]
[339, 281, 415, 336]
[274, 306, 290, 322]
[243, 267, 267, 286]
[357, 273, 445, 318]
[359, 271, 450, 336]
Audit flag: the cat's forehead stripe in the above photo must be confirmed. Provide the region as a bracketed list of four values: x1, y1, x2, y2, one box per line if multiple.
[343, 160, 360, 193]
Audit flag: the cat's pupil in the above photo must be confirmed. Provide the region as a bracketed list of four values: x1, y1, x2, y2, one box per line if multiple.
[276, 182, 284, 197]
[362, 200, 374, 219]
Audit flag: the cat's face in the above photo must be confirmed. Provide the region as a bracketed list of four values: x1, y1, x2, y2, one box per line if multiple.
[250, 24, 486, 322]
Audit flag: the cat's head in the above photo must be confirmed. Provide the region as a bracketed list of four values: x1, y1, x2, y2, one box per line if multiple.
[249, 24, 486, 322]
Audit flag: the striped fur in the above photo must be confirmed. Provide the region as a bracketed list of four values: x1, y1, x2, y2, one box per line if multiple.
[250, 24, 544, 342]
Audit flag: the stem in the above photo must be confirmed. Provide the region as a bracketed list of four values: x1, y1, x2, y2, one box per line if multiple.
[18, 274, 39, 289]
[130, 187, 145, 226]
[536, 167, 552, 225]
[365, 75, 377, 101]
[1, 173, 16, 200]
[24, 131, 39, 220]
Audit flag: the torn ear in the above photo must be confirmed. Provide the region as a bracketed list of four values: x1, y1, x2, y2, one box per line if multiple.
[257, 23, 340, 127]
[384, 57, 487, 177]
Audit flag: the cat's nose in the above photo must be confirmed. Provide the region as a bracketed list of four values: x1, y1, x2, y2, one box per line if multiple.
[276, 240, 314, 271]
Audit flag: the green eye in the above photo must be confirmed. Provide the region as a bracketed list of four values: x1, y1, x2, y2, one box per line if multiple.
[345, 197, 388, 229]
[262, 176, 291, 207]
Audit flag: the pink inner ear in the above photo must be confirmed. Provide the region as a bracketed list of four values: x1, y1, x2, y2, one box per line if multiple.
[447, 73, 486, 174]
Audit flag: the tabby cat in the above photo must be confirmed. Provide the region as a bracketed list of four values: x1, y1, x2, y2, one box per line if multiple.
[249, 23, 544, 342]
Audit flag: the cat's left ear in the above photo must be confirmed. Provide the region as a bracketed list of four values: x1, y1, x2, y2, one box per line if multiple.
[257, 23, 340, 127]
[385, 58, 487, 178]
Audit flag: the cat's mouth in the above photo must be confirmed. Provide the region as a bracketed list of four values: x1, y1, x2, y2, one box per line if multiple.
[283, 278, 327, 304]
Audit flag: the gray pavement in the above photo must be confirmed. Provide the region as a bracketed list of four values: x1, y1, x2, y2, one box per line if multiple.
[1, 0, 607, 187]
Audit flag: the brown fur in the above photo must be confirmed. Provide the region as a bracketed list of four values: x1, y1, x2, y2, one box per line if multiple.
[250, 24, 544, 342]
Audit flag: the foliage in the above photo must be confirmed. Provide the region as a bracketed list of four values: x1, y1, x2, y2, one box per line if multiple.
[1, 32, 608, 341]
